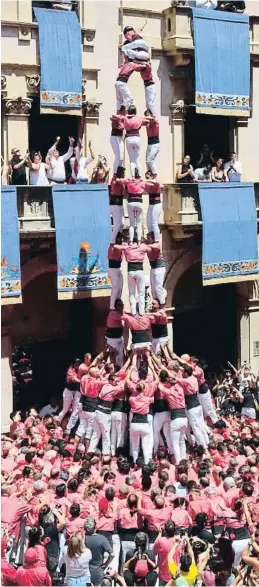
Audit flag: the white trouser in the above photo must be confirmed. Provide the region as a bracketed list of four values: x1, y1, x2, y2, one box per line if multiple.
[110, 135, 124, 173]
[121, 540, 135, 571]
[126, 136, 141, 178]
[127, 201, 143, 243]
[76, 410, 95, 439]
[108, 266, 123, 309]
[241, 407, 256, 419]
[232, 538, 250, 566]
[110, 205, 124, 244]
[153, 411, 173, 454]
[170, 417, 188, 465]
[111, 411, 127, 455]
[152, 336, 169, 355]
[115, 80, 133, 111]
[59, 389, 80, 431]
[147, 413, 154, 461]
[110, 534, 121, 574]
[146, 143, 160, 175]
[145, 83, 156, 116]
[106, 336, 124, 367]
[150, 266, 166, 305]
[130, 422, 151, 464]
[127, 269, 145, 315]
[88, 410, 111, 454]
[147, 203, 162, 242]
[198, 390, 218, 424]
[187, 405, 209, 448]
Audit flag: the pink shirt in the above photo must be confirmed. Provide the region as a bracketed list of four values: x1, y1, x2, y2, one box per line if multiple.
[192, 365, 205, 386]
[147, 243, 164, 262]
[178, 375, 199, 396]
[65, 516, 86, 540]
[117, 507, 144, 530]
[108, 244, 124, 261]
[80, 376, 103, 398]
[123, 313, 154, 331]
[171, 507, 192, 528]
[107, 309, 124, 329]
[118, 61, 146, 80]
[138, 505, 173, 531]
[160, 383, 186, 410]
[122, 115, 147, 132]
[146, 118, 159, 138]
[78, 363, 89, 379]
[66, 367, 80, 385]
[99, 382, 125, 403]
[124, 179, 146, 196]
[129, 392, 154, 415]
[154, 537, 181, 581]
[110, 178, 124, 197]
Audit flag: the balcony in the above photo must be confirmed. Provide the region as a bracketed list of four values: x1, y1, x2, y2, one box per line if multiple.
[163, 182, 259, 239]
[17, 186, 54, 235]
[162, 6, 259, 59]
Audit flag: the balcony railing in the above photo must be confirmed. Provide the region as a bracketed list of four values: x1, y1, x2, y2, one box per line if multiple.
[163, 182, 259, 234]
[162, 6, 259, 58]
[17, 186, 54, 232]
[15, 183, 259, 235]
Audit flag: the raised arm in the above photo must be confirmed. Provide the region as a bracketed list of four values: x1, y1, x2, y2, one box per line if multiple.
[62, 137, 75, 162]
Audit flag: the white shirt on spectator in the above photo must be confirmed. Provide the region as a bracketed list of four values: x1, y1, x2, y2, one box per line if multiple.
[39, 404, 59, 418]
[185, 0, 217, 8]
[64, 549, 92, 578]
[173, 482, 189, 497]
[29, 163, 49, 186]
[47, 143, 73, 183]
[224, 160, 242, 175]
[194, 167, 211, 181]
[74, 145, 93, 182]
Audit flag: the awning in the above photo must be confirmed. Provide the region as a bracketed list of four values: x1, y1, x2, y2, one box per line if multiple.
[34, 8, 82, 115]
[52, 184, 112, 300]
[199, 183, 258, 286]
[1, 186, 22, 305]
[192, 8, 250, 117]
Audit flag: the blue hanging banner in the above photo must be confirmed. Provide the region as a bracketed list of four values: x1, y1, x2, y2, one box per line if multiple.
[34, 8, 82, 115]
[52, 184, 112, 299]
[1, 186, 22, 304]
[192, 8, 250, 117]
[198, 183, 259, 286]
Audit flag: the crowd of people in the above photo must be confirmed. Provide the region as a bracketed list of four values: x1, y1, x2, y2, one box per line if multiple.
[173, 1, 246, 13]
[2, 347, 259, 587]
[176, 148, 242, 184]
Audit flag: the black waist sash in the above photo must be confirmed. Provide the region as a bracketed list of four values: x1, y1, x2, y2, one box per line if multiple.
[128, 262, 143, 272]
[111, 129, 123, 137]
[128, 195, 142, 203]
[154, 399, 169, 413]
[66, 382, 80, 392]
[113, 399, 128, 413]
[226, 526, 249, 540]
[117, 76, 128, 83]
[81, 396, 97, 412]
[151, 323, 168, 339]
[110, 196, 123, 207]
[132, 413, 148, 423]
[199, 383, 208, 395]
[148, 136, 160, 145]
[131, 329, 149, 344]
[144, 80, 155, 87]
[126, 128, 140, 137]
[150, 258, 165, 269]
[171, 408, 186, 420]
[106, 326, 123, 338]
[185, 394, 199, 410]
[108, 259, 122, 268]
[98, 399, 113, 413]
[149, 194, 161, 205]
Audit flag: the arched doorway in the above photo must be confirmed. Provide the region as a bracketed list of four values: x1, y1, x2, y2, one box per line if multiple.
[10, 268, 93, 408]
[173, 263, 237, 368]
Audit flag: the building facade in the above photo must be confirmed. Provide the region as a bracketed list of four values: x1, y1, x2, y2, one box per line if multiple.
[1, 0, 259, 431]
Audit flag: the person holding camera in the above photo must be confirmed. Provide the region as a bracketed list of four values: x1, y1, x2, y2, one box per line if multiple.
[123, 531, 157, 586]
[168, 535, 198, 586]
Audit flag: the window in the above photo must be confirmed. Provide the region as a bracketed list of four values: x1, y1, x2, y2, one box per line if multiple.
[168, 18, 172, 33]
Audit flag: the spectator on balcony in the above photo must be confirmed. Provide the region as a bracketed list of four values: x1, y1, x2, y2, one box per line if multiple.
[29, 151, 50, 186]
[196, 144, 216, 169]
[194, 164, 212, 182]
[71, 138, 95, 184]
[46, 136, 74, 185]
[90, 156, 110, 184]
[184, 0, 217, 8]
[217, 1, 246, 13]
[224, 152, 242, 181]
[10, 148, 29, 186]
[177, 155, 195, 183]
[211, 158, 228, 183]
[1, 156, 11, 185]
[52, 0, 72, 10]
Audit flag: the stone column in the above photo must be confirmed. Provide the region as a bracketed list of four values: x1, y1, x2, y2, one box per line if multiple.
[82, 100, 101, 158]
[239, 280, 259, 372]
[170, 105, 187, 180]
[4, 97, 32, 159]
[1, 308, 13, 433]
